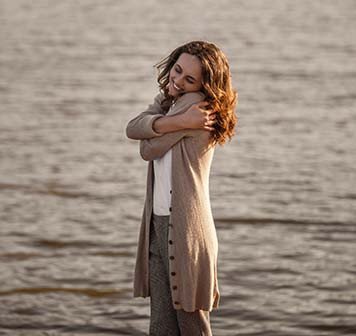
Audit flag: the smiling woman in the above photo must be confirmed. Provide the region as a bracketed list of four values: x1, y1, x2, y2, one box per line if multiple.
[153, 41, 238, 145]
[126, 40, 237, 336]
[167, 53, 203, 96]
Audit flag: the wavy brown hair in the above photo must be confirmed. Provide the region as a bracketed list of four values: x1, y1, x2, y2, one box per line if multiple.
[155, 40, 238, 146]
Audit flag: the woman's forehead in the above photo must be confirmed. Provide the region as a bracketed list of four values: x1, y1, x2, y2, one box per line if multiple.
[175, 53, 202, 78]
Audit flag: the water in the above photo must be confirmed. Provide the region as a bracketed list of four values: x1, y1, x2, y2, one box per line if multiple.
[0, 0, 355, 335]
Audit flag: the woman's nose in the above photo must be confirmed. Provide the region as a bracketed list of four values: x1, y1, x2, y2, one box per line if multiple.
[175, 75, 184, 86]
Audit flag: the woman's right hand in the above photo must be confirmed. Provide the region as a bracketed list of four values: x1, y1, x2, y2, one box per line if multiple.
[182, 101, 217, 131]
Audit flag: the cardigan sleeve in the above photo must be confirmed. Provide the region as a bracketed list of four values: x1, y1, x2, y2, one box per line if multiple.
[140, 128, 213, 161]
[139, 130, 189, 161]
[125, 93, 165, 140]
[139, 92, 206, 161]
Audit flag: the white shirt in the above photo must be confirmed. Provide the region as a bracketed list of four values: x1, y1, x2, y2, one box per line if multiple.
[153, 103, 176, 216]
[153, 147, 172, 215]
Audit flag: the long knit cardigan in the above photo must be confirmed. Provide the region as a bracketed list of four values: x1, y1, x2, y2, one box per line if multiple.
[126, 91, 220, 312]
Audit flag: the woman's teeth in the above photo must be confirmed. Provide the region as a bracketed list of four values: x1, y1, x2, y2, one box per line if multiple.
[173, 82, 182, 91]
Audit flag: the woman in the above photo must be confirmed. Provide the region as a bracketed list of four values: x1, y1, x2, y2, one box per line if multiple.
[126, 40, 237, 336]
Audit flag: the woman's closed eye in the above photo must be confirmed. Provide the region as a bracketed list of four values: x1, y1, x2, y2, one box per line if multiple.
[186, 77, 195, 84]
[174, 66, 195, 84]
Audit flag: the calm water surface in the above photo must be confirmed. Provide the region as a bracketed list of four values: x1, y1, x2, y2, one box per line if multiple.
[0, 0, 356, 335]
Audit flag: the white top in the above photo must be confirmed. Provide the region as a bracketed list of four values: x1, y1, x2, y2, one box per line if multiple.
[153, 104, 175, 216]
[153, 147, 172, 215]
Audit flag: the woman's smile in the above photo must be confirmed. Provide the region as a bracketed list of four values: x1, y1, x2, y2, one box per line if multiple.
[170, 80, 184, 93]
[168, 53, 203, 97]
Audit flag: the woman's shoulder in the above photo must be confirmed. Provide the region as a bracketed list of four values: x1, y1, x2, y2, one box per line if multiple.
[175, 91, 205, 105]
[153, 92, 166, 105]
[171, 91, 205, 114]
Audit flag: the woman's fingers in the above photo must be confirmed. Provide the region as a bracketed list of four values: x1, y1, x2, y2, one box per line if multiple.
[184, 101, 217, 130]
[196, 101, 215, 115]
[203, 113, 217, 133]
[204, 125, 215, 131]
[204, 119, 217, 126]
[197, 101, 210, 108]
[204, 112, 217, 123]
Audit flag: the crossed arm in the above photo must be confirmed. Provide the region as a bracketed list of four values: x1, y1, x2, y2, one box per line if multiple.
[125, 92, 216, 161]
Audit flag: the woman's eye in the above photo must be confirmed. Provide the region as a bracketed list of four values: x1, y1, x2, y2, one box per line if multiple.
[175, 67, 181, 73]
[187, 79, 194, 84]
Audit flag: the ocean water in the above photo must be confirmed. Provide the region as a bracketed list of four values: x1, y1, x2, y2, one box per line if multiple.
[0, 0, 355, 335]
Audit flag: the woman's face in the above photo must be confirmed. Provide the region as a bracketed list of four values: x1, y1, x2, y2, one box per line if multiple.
[168, 53, 203, 98]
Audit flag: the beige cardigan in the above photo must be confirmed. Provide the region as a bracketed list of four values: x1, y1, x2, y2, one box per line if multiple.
[126, 91, 220, 312]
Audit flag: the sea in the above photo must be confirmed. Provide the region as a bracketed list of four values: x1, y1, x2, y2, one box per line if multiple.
[0, 0, 355, 335]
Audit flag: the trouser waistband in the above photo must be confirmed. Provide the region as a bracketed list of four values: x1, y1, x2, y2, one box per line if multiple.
[152, 213, 170, 219]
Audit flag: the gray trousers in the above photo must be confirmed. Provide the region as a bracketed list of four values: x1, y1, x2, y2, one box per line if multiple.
[149, 214, 212, 336]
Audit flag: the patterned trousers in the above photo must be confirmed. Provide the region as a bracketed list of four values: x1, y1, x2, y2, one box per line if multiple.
[149, 214, 212, 336]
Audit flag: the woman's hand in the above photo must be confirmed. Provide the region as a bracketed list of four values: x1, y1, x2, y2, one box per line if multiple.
[182, 101, 217, 131]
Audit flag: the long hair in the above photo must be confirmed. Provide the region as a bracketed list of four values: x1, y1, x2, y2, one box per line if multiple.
[155, 40, 238, 146]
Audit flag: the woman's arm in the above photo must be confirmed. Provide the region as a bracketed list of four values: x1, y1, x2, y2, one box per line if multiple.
[152, 100, 216, 134]
[126, 92, 216, 140]
[125, 93, 165, 140]
[140, 92, 214, 161]
[140, 129, 189, 161]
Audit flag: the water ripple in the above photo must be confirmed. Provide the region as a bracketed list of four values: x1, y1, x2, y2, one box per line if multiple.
[0, 287, 129, 298]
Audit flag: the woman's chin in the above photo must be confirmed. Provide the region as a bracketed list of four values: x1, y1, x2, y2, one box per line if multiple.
[168, 88, 185, 99]
[168, 89, 179, 98]
[168, 83, 184, 97]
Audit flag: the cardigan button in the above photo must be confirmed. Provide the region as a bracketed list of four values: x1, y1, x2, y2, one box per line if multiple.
[171, 272, 176, 276]
[170, 190, 172, 194]
[169, 207, 172, 212]
[174, 301, 180, 305]
[169, 256, 175, 260]
[172, 285, 178, 290]
[169, 240, 173, 245]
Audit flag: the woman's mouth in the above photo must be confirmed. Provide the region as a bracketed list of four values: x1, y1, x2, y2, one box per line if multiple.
[172, 80, 183, 92]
